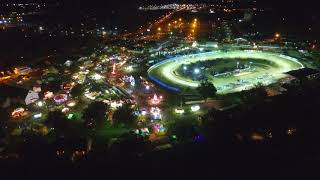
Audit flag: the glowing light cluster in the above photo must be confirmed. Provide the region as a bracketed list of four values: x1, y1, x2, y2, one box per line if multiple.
[53, 94, 68, 104]
[151, 94, 163, 105]
[151, 107, 161, 120]
[191, 105, 200, 112]
[175, 108, 185, 114]
[148, 50, 304, 94]
[34, 113, 42, 119]
[91, 73, 104, 80]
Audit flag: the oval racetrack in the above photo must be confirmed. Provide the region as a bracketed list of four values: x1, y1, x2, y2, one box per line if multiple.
[148, 50, 304, 93]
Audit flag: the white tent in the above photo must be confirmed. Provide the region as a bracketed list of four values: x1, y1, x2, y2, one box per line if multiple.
[25, 90, 39, 105]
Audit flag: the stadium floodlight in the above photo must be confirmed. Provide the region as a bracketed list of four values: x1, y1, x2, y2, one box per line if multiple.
[183, 66, 188, 70]
[194, 68, 200, 74]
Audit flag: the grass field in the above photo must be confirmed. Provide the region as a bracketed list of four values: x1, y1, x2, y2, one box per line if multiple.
[148, 50, 304, 94]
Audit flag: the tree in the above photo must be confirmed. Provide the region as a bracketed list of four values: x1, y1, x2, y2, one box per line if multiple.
[86, 78, 106, 93]
[0, 108, 9, 123]
[112, 104, 137, 128]
[112, 132, 151, 155]
[240, 83, 268, 104]
[70, 84, 85, 98]
[45, 110, 69, 136]
[196, 80, 217, 102]
[253, 83, 268, 100]
[42, 73, 67, 93]
[167, 117, 199, 142]
[83, 101, 109, 129]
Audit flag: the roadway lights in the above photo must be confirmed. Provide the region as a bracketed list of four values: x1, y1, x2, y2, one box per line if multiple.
[179, 18, 182, 22]
[275, 33, 280, 38]
[158, 27, 162, 31]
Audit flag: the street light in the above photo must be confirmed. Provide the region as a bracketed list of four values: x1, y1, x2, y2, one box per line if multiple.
[194, 68, 200, 74]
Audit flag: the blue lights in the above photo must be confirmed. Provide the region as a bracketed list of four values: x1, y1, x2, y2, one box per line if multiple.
[148, 74, 180, 92]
